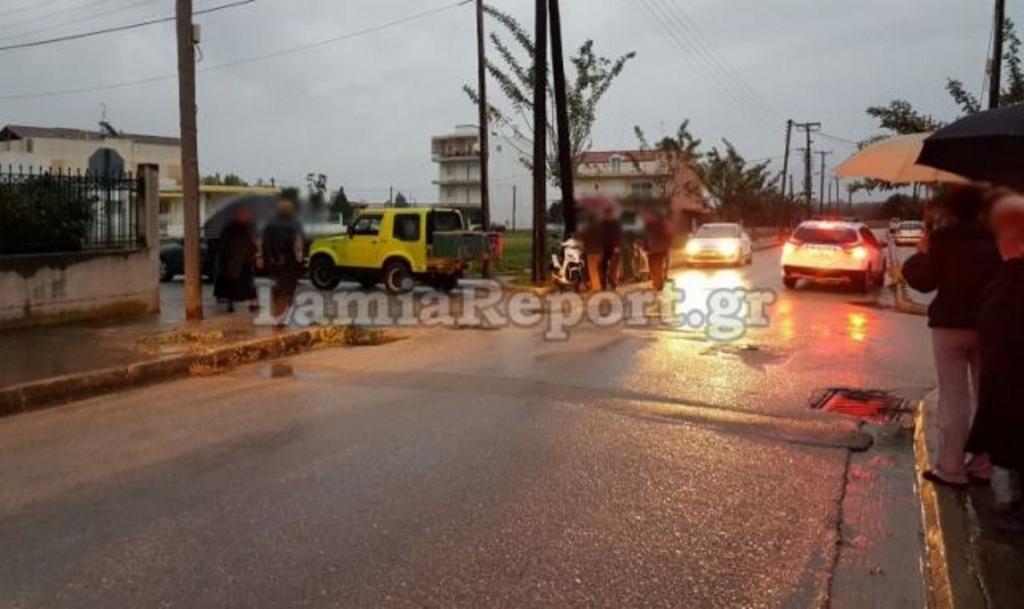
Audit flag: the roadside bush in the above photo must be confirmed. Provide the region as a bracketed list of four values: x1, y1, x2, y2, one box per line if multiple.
[0, 175, 95, 254]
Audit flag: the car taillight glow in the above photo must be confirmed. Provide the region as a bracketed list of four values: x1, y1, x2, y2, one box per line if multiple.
[848, 246, 868, 260]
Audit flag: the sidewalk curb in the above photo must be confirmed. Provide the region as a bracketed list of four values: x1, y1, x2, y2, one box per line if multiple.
[914, 391, 987, 609]
[0, 327, 338, 418]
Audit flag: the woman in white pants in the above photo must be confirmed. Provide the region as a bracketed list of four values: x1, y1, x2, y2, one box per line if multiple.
[903, 186, 1003, 487]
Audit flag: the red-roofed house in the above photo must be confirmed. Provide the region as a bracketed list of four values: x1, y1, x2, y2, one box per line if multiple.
[574, 149, 708, 229]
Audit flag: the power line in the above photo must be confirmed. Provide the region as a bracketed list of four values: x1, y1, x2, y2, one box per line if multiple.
[657, 0, 784, 123]
[637, 0, 782, 132]
[1, 0, 121, 31]
[0, 0, 165, 44]
[817, 131, 859, 147]
[636, 0, 757, 121]
[0, 0, 472, 100]
[0, 0, 253, 52]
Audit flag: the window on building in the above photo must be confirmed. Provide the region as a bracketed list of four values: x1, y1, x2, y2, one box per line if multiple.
[25, 138, 34, 154]
[393, 214, 421, 242]
[610, 157, 623, 173]
[631, 182, 654, 198]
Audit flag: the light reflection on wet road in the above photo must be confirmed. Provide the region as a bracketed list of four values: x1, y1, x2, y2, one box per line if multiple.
[0, 245, 936, 608]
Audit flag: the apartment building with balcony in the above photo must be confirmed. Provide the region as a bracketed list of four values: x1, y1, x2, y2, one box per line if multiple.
[431, 124, 537, 229]
[575, 149, 709, 230]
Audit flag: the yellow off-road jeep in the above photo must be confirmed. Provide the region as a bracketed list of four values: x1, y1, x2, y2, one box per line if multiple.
[307, 208, 482, 293]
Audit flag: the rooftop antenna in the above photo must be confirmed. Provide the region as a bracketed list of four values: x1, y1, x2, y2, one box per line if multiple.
[98, 102, 118, 137]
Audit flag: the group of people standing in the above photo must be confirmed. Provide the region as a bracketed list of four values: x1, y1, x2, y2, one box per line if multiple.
[903, 185, 1024, 533]
[579, 204, 674, 293]
[213, 199, 305, 326]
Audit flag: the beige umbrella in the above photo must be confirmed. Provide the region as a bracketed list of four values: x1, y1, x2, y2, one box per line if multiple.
[836, 132, 970, 184]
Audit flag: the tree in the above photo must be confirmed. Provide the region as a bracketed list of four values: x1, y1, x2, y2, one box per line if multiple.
[882, 193, 923, 220]
[636, 121, 783, 225]
[280, 187, 301, 205]
[201, 172, 248, 186]
[546, 200, 563, 224]
[394, 192, 410, 207]
[306, 173, 328, 210]
[859, 19, 1024, 195]
[946, 18, 1024, 113]
[463, 5, 635, 185]
[634, 121, 702, 204]
[330, 187, 353, 223]
[864, 100, 941, 135]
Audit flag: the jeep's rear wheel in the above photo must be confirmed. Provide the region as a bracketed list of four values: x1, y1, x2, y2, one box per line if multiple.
[309, 256, 342, 291]
[383, 260, 414, 294]
[783, 276, 798, 290]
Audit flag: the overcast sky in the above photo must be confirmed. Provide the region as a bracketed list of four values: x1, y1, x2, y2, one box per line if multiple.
[0, 0, 1009, 202]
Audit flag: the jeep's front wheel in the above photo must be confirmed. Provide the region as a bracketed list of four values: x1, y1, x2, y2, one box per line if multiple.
[309, 256, 342, 291]
[383, 260, 414, 294]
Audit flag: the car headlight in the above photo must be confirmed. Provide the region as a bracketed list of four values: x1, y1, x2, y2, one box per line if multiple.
[685, 241, 701, 255]
[719, 240, 740, 255]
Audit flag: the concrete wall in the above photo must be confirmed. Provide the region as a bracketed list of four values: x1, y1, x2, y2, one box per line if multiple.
[0, 251, 160, 328]
[0, 166, 161, 329]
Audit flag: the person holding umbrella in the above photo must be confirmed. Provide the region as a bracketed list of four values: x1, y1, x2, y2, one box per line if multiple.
[213, 206, 258, 313]
[967, 192, 1024, 533]
[261, 199, 306, 327]
[903, 186, 1003, 487]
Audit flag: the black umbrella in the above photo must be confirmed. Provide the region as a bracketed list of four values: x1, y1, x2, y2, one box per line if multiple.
[202, 194, 280, 239]
[918, 104, 1024, 189]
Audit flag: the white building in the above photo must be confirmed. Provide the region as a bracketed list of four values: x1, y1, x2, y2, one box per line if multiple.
[575, 149, 708, 229]
[0, 124, 182, 188]
[431, 124, 536, 229]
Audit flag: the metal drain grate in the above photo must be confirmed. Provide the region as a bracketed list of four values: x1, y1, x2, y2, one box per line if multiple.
[809, 388, 911, 424]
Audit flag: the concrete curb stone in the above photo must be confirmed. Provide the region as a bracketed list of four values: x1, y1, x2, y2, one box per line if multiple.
[914, 391, 987, 609]
[0, 327, 338, 418]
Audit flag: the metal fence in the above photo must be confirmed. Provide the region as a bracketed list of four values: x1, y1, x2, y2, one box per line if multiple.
[0, 166, 143, 256]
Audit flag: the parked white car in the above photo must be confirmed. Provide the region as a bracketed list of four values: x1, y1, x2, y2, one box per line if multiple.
[893, 221, 925, 246]
[781, 220, 887, 292]
[684, 223, 753, 267]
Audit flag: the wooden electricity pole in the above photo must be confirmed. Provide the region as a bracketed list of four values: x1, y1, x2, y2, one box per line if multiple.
[780, 119, 793, 197]
[817, 150, 832, 214]
[531, 0, 548, 284]
[475, 0, 491, 230]
[549, 0, 576, 237]
[176, 0, 202, 321]
[990, 0, 1007, 109]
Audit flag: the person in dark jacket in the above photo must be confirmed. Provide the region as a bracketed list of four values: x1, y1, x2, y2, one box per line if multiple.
[213, 207, 258, 312]
[581, 205, 622, 292]
[903, 186, 1003, 487]
[643, 208, 674, 291]
[968, 193, 1024, 533]
[261, 199, 306, 327]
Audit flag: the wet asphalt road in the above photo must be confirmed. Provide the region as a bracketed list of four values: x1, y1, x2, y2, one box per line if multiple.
[0, 246, 935, 608]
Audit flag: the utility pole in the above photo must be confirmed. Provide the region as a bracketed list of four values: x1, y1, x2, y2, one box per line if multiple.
[817, 150, 832, 214]
[792, 122, 820, 209]
[549, 0, 576, 237]
[990, 0, 1007, 109]
[834, 176, 841, 213]
[531, 0, 548, 284]
[475, 0, 491, 232]
[512, 185, 517, 231]
[780, 119, 793, 197]
[176, 0, 202, 321]
[789, 174, 795, 200]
